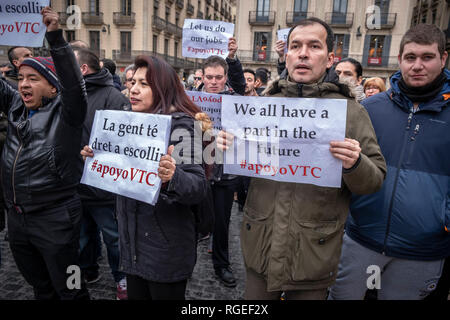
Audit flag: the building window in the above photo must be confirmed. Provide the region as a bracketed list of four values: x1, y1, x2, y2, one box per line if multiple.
[431, 8, 437, 24]
[121, 0, 132, 15]
[89, 0, 100, 15]
[121, 32, 132, 54]
[154, 0, 159, 15]
[332, 0, 347, 24]
[253, 31, 271, 62]
[368, 35, 385, 65]
[333, 34, 349, 62]
[293, 0, 308, 21]
[66, 0, 75, 7]
[256, 0, 270, 22]
[375, 0, 390, 24]
[165, 6, 170, 21]
[89, 31, 100, 52]
[257, 0, 270, 14]
[164, 38, 169, 57]
[66, 30, 76, 43]
[153, 35, 158, 53]
[175, 41, 179, 59]
[176, 12, 180, 25]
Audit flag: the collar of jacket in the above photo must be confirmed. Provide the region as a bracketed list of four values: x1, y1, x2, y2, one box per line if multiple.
[389, 69, 450, 113]
[198, 83, 235, 95]
[266, 67, 352, 98]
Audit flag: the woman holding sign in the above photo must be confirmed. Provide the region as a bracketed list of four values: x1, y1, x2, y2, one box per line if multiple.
[82, 55, 210, 300]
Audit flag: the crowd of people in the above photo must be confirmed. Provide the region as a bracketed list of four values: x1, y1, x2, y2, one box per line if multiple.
[0, 7, 449, 301]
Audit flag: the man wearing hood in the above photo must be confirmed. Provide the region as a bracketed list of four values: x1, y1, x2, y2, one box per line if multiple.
[73, 47, 130, 299]
[198, 38, 246, 288]
[329, 24, 450, 300]
[217, 17, 386, 299]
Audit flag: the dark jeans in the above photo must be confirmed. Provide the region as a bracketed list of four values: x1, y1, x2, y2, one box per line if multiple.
[126, 274, 187, 300]
[7, 196, 90, 300]
[211, 182, 236, 271]
[424, 256, 450, 301]
[236, 177, 250, 208]
[79, 203, 124, 283]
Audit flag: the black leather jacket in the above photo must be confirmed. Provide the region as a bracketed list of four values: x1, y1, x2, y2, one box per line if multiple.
[0, 30, 87, 213]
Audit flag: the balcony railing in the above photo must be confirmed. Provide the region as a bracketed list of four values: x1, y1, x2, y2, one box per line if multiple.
[238, 50, 278, 64]
[325, 12, 354, 27]
[286, 11, 311, 26]
[112, 50, 133, 63]
[248, 11, 275, 25]
[166, 21, 177, 35]
[176, 0, 184, 9]
[152, 15, 167, 31]
[113, 12, 136, 26]
[365, 13, 397, 29]
[122, 50, 199, 70]
[350, 54, 399, 69]
[187, 3, 194, 15]
[82, 12, 104, 25]
[166, 0, 175, 4]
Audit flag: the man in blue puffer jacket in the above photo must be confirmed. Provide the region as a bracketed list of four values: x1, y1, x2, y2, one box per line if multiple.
[329, 23, 450, 300]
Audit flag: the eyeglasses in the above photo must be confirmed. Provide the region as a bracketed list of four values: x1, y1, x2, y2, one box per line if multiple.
[194, 77, 202, 80]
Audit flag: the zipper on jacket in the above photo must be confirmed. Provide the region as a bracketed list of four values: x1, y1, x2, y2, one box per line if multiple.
[12, 119, 26, 209]
[382, 111, 414, 253]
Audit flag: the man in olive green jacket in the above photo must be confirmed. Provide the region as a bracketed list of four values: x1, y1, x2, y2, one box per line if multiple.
[217, 17, 386, 300]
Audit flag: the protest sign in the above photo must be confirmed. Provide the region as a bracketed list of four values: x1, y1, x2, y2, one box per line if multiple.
[277, 28, 290, 53]
[186, 90, 222, 132]
[221, 96, 347, 188]
[81, 110, 172, 206]
[182, 19, 234, 59]
[0, 0, 49, 47]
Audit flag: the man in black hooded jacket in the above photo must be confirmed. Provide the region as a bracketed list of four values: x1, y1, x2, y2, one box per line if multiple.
[73, 47, 130, 299]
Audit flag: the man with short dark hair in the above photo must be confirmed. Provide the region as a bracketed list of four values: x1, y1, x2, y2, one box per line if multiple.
[217, 17, 386, 300]
[101, 58, 123, 91]
[329, 23, 450, 300]
[335, 58, 366, 102]
[254, 67, 269, 95]
[73, 47, 130, 300]
[243, 68, 258, 96]
[5, 46, 33, 88]
[199, 37, 245, 288]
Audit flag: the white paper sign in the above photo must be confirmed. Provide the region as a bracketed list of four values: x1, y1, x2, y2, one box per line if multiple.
[221, 96, 347, 188]
[182, 19, 234, 59]
[186, 90, 222, 132]
[81, 110, 172, 205]
[0, 0, 49, 47]
[277, 28, 290, 53]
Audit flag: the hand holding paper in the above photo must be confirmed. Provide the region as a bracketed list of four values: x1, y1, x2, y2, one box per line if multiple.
[275, 40, 286, 62]
[227, 37, 238, 59]
[81, 145, 94, 161]
[216, 130, 234, 151]
[158, 145, 176, 183]
[41, 6, 59, 32]
[329, 138, 361, 169]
